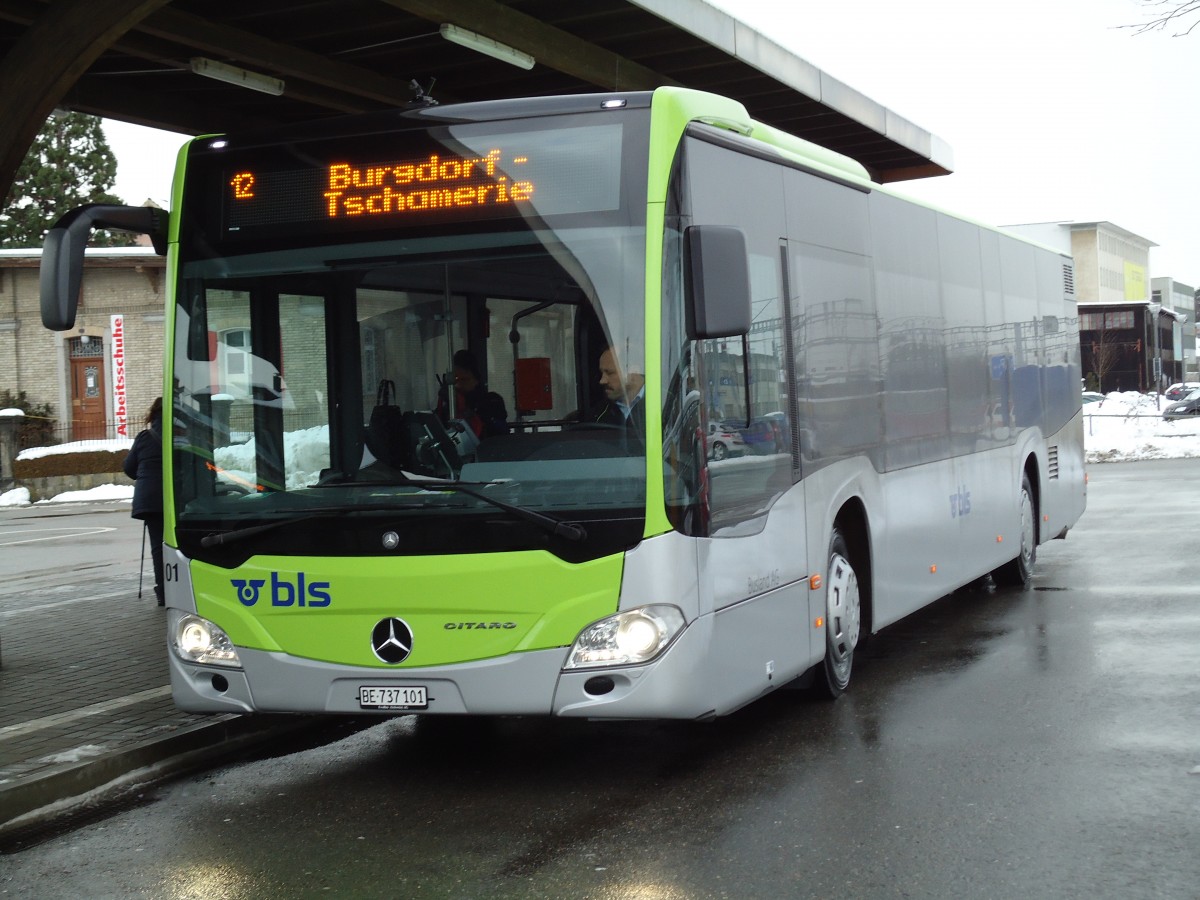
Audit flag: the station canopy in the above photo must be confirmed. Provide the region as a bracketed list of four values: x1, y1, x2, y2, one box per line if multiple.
[0, 0, 952, 195]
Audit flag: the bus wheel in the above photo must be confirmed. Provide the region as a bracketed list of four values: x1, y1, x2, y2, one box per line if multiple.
[992, 473, 1036, 588]
[814, 529, 861, 699]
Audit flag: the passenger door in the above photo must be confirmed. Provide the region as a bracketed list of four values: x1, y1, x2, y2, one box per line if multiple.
[680, 130, 813, 676]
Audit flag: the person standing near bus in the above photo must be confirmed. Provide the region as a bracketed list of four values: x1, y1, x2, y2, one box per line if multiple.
[124, 397, 165, 605]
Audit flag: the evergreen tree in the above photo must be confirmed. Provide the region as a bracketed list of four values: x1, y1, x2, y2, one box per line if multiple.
[0, 110, 132, 249]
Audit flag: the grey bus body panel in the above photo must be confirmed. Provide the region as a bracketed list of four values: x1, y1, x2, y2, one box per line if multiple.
[1041, 410, 1088, 541]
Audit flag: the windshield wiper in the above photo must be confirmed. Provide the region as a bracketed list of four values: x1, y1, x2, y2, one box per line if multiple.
[418, 480, 588, 543]
[197, 483, 586, 549]
[198, 504, 424, 548]
[311, 473, 587, 542]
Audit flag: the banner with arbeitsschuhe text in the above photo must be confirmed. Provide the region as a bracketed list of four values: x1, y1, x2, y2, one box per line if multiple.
[111, 314, 128, 437]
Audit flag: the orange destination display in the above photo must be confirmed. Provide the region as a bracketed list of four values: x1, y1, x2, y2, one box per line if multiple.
[216, 122, 624, 237]
[322, 151, 532, 218]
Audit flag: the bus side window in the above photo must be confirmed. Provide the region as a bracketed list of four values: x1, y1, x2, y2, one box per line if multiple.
[682, 137, 792, 533]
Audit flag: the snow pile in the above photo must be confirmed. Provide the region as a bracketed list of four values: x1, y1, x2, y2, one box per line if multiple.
[16, 437, 133, 460]
[0, 486, 31, 507]
[1082, 391, 1200, 463]
[6, 438, 136, 507]
[47, 484, 136, 504]
[213, 424, 330, 491]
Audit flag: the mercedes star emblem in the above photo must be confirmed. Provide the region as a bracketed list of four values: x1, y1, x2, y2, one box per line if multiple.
[371, 618, 414, 664]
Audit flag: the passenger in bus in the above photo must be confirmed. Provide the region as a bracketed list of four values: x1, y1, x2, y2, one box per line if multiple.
[590, 345, 645, 434]
[123, 397, 165, 606]
[435, 349, 509, 438]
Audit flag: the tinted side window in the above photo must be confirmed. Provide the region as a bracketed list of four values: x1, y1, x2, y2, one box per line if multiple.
[937, 213, 993, 453]
[871, 192, 948, 469]
[784, 168, 879, 471]
[682, 137, 792, 534]
[1000, 239, 1043, 429]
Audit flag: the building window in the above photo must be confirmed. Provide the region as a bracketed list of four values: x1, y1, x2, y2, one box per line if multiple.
[1106, 311, 1134, 329]
[1081, 310, 1136, 331]
[218, 327, 252, 396]
[68, 336, 104, 358]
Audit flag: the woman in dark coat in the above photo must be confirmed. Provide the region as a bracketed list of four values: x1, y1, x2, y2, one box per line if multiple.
[436, 349, 509, 439]
[124, 398, 164, 605]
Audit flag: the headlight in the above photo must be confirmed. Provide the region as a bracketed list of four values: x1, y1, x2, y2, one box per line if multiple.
[564, 605, 686, 669]
[172, 614, 242, 668]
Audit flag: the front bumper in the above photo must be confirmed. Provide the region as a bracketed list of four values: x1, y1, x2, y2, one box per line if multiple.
[168, 609, 721, 719]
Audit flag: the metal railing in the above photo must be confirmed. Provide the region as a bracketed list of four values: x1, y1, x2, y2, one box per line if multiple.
[1083, 404, 1196, 435]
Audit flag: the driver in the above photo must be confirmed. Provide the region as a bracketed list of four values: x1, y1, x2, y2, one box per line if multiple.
[589, 345, 645, 434]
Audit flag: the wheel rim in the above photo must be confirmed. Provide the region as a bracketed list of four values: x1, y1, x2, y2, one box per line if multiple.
[826, 552, 860, 686]
[713, 442, 727, 460]
[1017, 488, 1035, 571]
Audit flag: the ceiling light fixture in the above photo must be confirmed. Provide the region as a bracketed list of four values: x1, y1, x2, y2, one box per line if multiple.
[439, 24, 535, 70]
[190, 57, 285, 96]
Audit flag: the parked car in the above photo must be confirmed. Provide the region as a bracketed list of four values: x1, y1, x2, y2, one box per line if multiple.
[1164, 382, 1200, 401]
[732, 413, 789, 454]
[1082, 391, 1105, 404]
[1163, 387, 1200, 419]
[707, 421, 745, 460]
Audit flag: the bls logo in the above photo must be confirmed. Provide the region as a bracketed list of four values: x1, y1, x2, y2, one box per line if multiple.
[231, 572, 332, 608]
[949, 484, 972, 519]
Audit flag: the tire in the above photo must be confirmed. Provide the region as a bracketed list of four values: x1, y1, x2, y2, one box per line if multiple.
[711, 441, 728, 461]
[813, 529, 861, 699]
[992, 472, 1037, 588]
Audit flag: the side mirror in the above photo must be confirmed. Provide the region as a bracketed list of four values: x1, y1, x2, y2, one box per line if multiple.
[684, 225, 751, 340]
[40, 204, 169, 330]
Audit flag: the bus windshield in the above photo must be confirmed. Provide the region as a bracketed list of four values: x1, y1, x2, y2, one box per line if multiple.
[171, 107, 650, 563]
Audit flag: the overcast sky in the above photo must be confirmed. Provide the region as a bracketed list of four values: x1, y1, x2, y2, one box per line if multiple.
[103, 0, 1200, 287]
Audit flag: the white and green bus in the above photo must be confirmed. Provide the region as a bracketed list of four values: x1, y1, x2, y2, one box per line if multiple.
[42, 87, 1086, 718]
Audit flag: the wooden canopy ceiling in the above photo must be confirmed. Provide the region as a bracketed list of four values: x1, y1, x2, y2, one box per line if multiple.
[0, 0, 952, 206]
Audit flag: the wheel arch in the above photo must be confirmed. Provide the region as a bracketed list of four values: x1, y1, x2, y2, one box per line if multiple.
[1022, 453, 1041, 546]
[832, 497, 873, 637]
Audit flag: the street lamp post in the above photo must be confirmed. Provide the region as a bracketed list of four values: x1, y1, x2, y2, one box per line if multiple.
[1149, 301, 1162, 409]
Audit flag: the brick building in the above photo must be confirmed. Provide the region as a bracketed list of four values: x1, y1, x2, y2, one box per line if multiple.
[0, 246, 166, 442]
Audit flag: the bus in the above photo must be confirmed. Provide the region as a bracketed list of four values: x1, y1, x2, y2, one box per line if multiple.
[41, 87, 1086, 719]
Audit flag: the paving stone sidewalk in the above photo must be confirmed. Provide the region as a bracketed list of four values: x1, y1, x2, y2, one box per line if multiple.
[0, 568, 324, 837]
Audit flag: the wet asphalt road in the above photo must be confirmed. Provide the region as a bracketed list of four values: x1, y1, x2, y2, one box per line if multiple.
[1, 459, 1198, 899]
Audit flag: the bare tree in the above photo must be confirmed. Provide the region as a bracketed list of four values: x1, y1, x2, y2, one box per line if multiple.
[1126, 0, 1200, 35]
[1090, 329, 1123, 393]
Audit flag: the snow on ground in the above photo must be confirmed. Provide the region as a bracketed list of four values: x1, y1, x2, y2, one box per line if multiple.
[15, 437, 133, 460]
[0, 392, 1196, 509]
[1081, 391, 1200, 462]
[3, 437, 135, 508]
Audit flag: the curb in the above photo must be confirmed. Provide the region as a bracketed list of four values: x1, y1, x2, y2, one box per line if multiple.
[0, 713, 343, 840]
